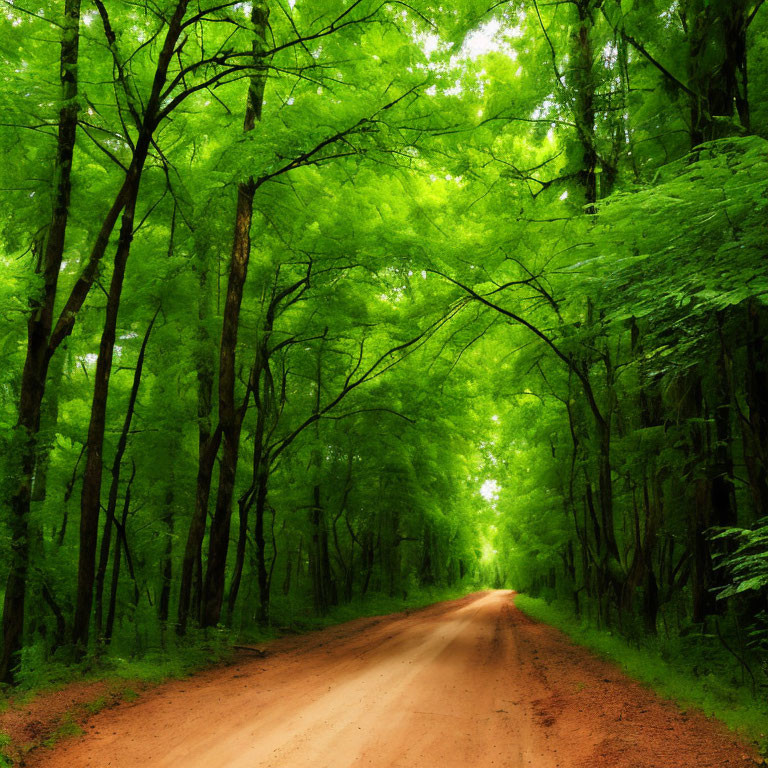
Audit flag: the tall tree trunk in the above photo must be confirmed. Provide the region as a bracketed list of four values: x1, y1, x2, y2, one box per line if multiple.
[383, 503, 402, 598]
[419, 525, 435, 586]
[1, 0, 82, 683]
[282, 541, 293, 596]
[565, 13, 619, 607]
[72, 1, 190, 651]
[227, 493, 250, 622]
[41, 583, 67, 651]
[677, 372, 717, 622]
[687, 0, 709, 147]
[177, 265, 219, 631]
[104, 462, 137, 643]
[156, 393, 179, 633]
[229, 333, 273, 622]
[227, 415, 270, 625]
[177, 249, 216, 632]
[72, 155, 147, 652]
[94, 311, 157, 640]
[309, 486, 336, 614]
[721, 1, 750, 131]
[57, 443, 85, 547]
[711, 315, 737, 529]
[686, 0, 750, 144]
[331, 451, 354, 602]
[159, 499, 174, 627]
[572, 1, 598, 210]
[242, 271, 311, 621]
[253, 472, 271, 623]
[742, 301, 768, 518]
[200, 0, 270, 627]
[360, 529, 374, 596]
[30, 352, 67, 506]
[308, 343, 336, 614]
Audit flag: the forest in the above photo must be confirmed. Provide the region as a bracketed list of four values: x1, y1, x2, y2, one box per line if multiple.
[0, 0, 766, 727]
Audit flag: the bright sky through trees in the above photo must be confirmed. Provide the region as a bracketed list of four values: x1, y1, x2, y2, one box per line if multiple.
[480, 479, 500, 504]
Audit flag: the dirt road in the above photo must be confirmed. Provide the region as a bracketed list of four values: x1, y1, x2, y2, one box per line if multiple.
[31, 591, 758, 768]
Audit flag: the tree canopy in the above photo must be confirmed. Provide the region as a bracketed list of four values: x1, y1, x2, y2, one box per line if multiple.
[0, 0, 766, 687]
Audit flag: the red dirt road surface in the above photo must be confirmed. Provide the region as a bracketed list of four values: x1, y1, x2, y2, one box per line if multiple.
[30, 591, 759, 768]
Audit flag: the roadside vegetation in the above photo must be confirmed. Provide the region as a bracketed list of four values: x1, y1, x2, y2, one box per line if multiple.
[0, 1, 765, 756]
[517, 595, 768, 754]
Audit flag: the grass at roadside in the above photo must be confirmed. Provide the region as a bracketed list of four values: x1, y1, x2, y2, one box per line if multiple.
[0, 680, 135, 766]
[515, 594, 768, 754]
[246, 584, 477, 638]
[4, 584, 475, 699]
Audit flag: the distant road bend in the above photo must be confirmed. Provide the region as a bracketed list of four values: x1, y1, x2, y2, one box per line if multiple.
[33, 591, 758, 768]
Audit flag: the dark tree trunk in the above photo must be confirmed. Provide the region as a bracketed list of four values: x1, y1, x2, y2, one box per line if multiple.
[572, 1, 598, 210]
[309, 486, 337, 614]
[721, 2, 749, 131]
[200, 0, 269, 628]
[94, 311, 157, 640]
[159, 504, 174, 627]
[30, 352, 66, 505]
[624, 318, 664, 633]
[201, 412, 244, 627]
[742, 301, 768, 518]
[679, 373, 717, 622]
[307, 344, 336, 615]
[331, 453, 354, 602]
[596, 417, 618, 562]
[711, 318, 737, 529]
[158, 430, 178, 631]
[230, 333, 275, 623]
[332, 511, 354, 603]
[226, 423, 269, 624]
[177, 252, 218, 634]
[687, 0, 750, 145]
[72, 1, 190, 652]
[253, 474, 270, 623]
[57, 442, 85, 547]
[383, 504, 402, 598]
[296, 535, 304, 580]
[227, 493, 250, 622]
[419, 526, 435, 586]
[72, 159, 146, 652]
[360, 530, 374, 596]
[642, 568, 660, 635]
[200, 184, 256, 625]
[178, 432, 219, 632]
[282, 544, 293, 596]
[41, 583, 67, 651]
[105, 462, 137, 643]
[1, 0, 82, 683]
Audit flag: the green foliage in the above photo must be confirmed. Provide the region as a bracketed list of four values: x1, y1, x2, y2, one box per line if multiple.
[712, 519, 768, 657]
[713, 520, 768, 599]
[8, 632, 235, 692]
[41, 714, 83, 750]
[0, 0, 766, 750]
[0, 732, 11, 768]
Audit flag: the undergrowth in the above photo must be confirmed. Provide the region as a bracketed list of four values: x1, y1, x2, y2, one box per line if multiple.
[244, 584, 474, 639]
[3, 584, 475, 698]
[7, 627, 236, 692]
[0, 732, 12, 768]
[41, 714, 82, 749]
[515, 594, 768, 753]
